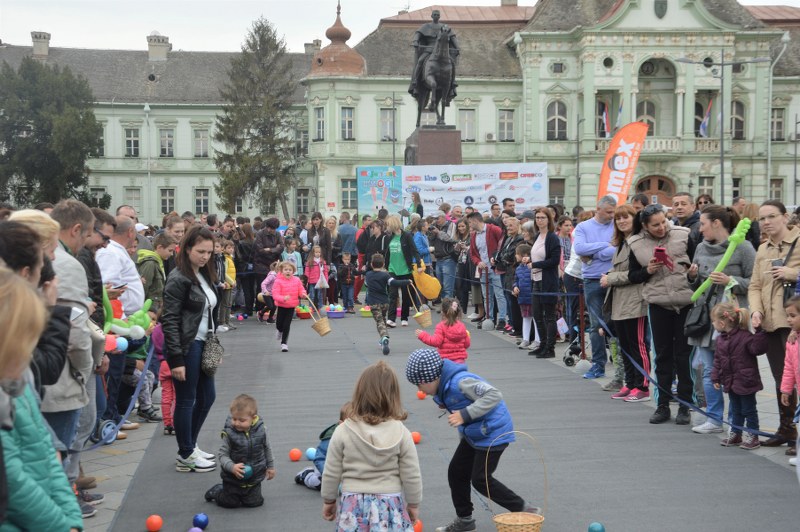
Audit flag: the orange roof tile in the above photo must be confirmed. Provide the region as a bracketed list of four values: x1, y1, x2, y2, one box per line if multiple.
[381, 5, 536, 25]
[745, 5, 800, 23]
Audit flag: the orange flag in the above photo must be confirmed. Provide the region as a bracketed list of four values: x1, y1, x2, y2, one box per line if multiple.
[596, 122, 649, 205]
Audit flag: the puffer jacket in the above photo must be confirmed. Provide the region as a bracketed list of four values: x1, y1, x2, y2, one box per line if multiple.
[513, 263, 533, 306]
[605, 239, 647, 321]
[272, 274, 306, 309]
[218, 415, 274, 487]
[780, 338, 800, 396]
[417, 320, 471, 364]
[161, 268, 219, 370]
[711, 328, 768, 395]
[137, 250, 166, 315]
[0, 385, 82, 531]
[748, 226, 800, 332]
[30, 306, 70, 399]
[628, 226, 693, 311]
[305, 260, 329, 286]
[313, 423, 337, 474]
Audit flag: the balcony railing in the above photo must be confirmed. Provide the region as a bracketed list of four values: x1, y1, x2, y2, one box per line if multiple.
[595, 137, 681, 153]
[694, 139, 720, 153]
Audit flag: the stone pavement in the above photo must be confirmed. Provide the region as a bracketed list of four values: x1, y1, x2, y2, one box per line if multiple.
[78, 308, 800, 532]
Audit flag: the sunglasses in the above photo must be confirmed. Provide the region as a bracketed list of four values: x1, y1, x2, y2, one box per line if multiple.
[697, 200, 710, 205]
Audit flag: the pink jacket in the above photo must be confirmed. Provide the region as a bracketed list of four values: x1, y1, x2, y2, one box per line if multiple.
[260, 271, 277, 294]
[272, 275, 306, 309]
[417, 320, 471, 364]
[305, 260, 329, 285]
[781, 339, 800, 395]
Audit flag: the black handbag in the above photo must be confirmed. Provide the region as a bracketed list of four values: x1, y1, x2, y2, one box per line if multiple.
[684, 286, 715, 338]
[781, 238, 799, 305]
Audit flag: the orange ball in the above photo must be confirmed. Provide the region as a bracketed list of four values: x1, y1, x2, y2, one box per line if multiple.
[411, 431, 421, 444]
[416, 390, 427, 400]
[145, 514, 163, 531]
[414, 518, 423, 532]
[289, 448, 303, 461]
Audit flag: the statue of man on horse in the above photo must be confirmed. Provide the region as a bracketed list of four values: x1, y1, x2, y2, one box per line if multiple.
[408, 10, 460, 110]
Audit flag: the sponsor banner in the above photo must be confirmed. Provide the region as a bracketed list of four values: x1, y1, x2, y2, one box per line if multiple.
[596, 122, 649, 205]
[356, 166, 404, 216]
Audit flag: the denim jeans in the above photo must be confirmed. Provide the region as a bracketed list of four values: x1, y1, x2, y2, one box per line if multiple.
[481, 269, 507, 322]
[583, 278, 608, 369]
[102, 351, 126, 423]
[728, 391, 759, 434]
[173, 339, 216, 458]
[95, 373, 106, 426]
[436, 257, 456, 299]
[340, 284, 355, 309]
[692, 346, 724, 425]
[43, 408, 81, 453]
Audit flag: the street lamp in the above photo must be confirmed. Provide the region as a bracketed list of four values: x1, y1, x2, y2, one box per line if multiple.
[576, 113, 585, 206]
[677, 49, 769, 205]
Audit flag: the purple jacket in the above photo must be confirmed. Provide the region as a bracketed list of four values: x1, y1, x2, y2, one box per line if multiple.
[711, 328, 768, 395]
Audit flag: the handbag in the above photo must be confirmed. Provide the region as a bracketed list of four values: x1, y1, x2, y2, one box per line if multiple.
[684, 286, 714, 338]
[200, 294, 224, 377]
[781, 238, 799, 305]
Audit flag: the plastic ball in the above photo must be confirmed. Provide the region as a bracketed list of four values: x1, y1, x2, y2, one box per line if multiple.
[237, 314, 244, 321]
[192, 513, 209, 529]
[417, 390, 427, 400]
[243, 314, 249, 319]
[414, 518, 423, 532]
[336, 305, 343, 311]
[588, 523, 606, 532]
[411, 431, 421, 444]
[115, 337, 129, 352]
[242, 464, 253, 480]
[363, 306, 371, 311]
[145, 514, 163, 531]
[289, 448, 303, 461]
[306, 447, 317, 460]
[104, 334, 117, 352]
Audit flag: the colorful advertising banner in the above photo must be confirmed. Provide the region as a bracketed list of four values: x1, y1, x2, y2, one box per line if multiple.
[355, 166, 404, 216]
[596, 122, 649, 205]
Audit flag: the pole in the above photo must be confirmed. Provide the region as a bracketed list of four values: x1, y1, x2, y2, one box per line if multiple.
[391, 91, 396, 167]
[795, 114, 798, 206]
[576, 113, 581, 205]
[719, 47, 725, 206]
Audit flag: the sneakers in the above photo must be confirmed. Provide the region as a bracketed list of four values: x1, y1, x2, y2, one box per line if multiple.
[611, 386, 631, 399]
[517, 340, 531, 349]
[217, 325, 229, 333]
[582, 364, 605, 379]
[120, 420, 140, 431]
[602, 380, 623, 392]
[740, 432, 761, 450]
[163, 425, 175, 436]
[281, 344, 289, 352]
[649, 405, 671, 424]
[77, 489, 104, 506]
[692, 421, 724, 434]
[275, 329, 282, 341]
[386, 320, 397, 328]
[467, 312, 479, 319]
[226, 323, 237, 330]
[257, 310, 265, 322]
[295, 467, 314, 485]
[401, 320, 409, 327]
[137, 406, 162, 423]
[675, 406, 691, 425]
[790, 458, 797, 466]
[535, 349, 555, 359]
[176, 451, 216, 473]
[194, 446, 216, 461]
[381, 336, 390, 356]
[205, 483, 223, 502]
[79, 500, 97, 518]
[435, 516, 477, 532]
[495, 320, 507, 331]
[624, 389, 650, 402]
[721, 431, 743, 447]
[265, 318, 275, 324]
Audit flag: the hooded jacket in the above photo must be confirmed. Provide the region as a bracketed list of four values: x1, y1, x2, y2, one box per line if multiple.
[628, 226, 693, 311]
[137, 249, 166, 314]
[417, 321, 471, 364]
[711, 328, 768, 395]
[218, 415, 274, 487]
[313, 422, 338, 474]
[321, 418, 422, 505]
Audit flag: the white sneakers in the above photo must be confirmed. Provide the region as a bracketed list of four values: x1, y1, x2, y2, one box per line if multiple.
[467, 312, 479, 319]
[281, 344, 289, 352]
[790, 458, 797, 467]
[217, 325, 229, 333]
[176, 449, 216, 473]
[194, 446, 215, 460]
[691, 421, 724, 434]
[401, 320, 409, 327]
[386, 320, 396, 328]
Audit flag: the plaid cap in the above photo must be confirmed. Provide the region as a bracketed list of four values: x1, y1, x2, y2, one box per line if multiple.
[405, 349, 444, 385]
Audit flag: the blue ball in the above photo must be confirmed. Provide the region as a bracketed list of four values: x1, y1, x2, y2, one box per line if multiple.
[243, 464, 253, 480]
[588, 523, 606, 532]
[115, 337, 128, 352]
[306, 447, 317, 460]
[192, 513, 209, 529]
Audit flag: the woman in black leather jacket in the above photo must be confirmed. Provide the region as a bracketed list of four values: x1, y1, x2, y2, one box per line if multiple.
[161, 225, 220, 473]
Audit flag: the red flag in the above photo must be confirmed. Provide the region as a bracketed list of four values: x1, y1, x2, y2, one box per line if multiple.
[596, 122, 649, 205]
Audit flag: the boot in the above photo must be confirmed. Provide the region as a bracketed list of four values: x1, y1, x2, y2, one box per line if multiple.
[76, 464, 96, 490]
[764, 390, 797, 446]
[536, 348, 556, 359]
[721, 430, 743, 447]
[649, 405, 671, 424]
[740, 431, 761, 450]
[675, 406, 691, 425]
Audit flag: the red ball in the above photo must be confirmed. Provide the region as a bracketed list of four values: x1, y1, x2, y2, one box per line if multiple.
[145, 514, 163, 531]
[289, 448, 303, 461]
[416, 390, 427, 400]
[414, 518, 423, 532]
[411, 431, 421, 444]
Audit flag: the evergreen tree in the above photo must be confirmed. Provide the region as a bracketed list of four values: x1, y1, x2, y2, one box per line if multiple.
[214, 18, 300, 219]
[0, 57, 102, 205]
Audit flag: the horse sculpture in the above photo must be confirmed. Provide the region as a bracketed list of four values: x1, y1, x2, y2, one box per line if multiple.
[415, 26, 454, 127]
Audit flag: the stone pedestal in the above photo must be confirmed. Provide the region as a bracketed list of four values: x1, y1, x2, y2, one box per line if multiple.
[404, 126, 462, 165]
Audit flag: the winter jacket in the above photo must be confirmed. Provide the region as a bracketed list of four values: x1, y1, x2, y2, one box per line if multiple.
[161, 268, 220, 370]
[218, 415, 274, 487]
[364, 271, 411, 306]
[434, 360, 515, 449]
[530, 231, 562, 303]
[364, 232, 390, 271]
[272, 275, 306, 309]
[469, 222, 504, 269]
[430, 222, 456, 261]
[413, 231, 432, 266]
[605, 239, 647, 321]
[780, 338, 800, 396]
[496, 233, 523, 277]
[417, 321, 471, 364]
[628, 226, 693, 311]
[151, 323, 165, 363]
[321, 419, 422, 506]
[306, 225, 333, 264]
[673, 210, 702, 260]
[76, 248, 104, 325]
[513, 263, 533, 306]
[338, 222, 358, 256]
[224, 253, 237, 287]
[281, 250, 303, 276]
[137, 250, 166, 315]
[747, 226, 800, 332]
[337, 262, 360, 286]
[313, 422, 338, 474]
[260, 271, 277, 294]
[711, 328, 768, 395]
[305, 260, 329, 286]
[0, 386, 83, 531]
[253, 230, 285, 274]
[236, 239, 255, 273]
[30, 305, 70, 399]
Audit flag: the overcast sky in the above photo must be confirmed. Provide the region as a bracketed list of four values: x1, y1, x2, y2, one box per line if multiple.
[2, 0, 798, 54]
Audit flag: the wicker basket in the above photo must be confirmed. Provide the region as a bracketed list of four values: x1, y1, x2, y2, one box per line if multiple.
[408, 284, 433, 328]
[307, 300, 332, 337]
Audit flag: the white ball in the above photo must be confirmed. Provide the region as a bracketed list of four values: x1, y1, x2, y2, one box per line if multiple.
[575, 359, 592, 373]
[482, 318, 495, 330]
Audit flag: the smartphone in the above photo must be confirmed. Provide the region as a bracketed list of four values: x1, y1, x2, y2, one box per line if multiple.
[653, 246, 674, 271]
[772, 259, 784, 268]
[112, 283, 128, 290]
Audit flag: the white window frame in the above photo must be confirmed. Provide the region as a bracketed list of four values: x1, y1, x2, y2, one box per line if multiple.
[546, 101, 567, 141]
[160, 188, 175, 215]
[195, 188, 210, 214]
[771, 108, 785, 142]
[731, 101, 745, 140]
[340, 179, 357, 210]
[636, 101, 656, 137]
[314, 107, 325, 141]
[90, 187, 106, 207]
[698, 176, 714, 198]
[159, 128, 174, 157]
[296, 189, 310, 215]
[498, 109, 515, 142]
[769, 179, 783, 201]
[419, 111, 436, 127]
[548, 178, 565, 204]
[123, 187, 142, 213]
[125, 128, 140, 157]
[731, 178, 742, 200]
[194, 129, 209, 157]
[234, 198, 243, 214]
[380, 108, 396, 141]
[458, 109, 476, 142]
[341, 107, 355, 140]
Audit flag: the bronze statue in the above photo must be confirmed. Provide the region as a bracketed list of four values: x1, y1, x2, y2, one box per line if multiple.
[409, 10, 460, 126]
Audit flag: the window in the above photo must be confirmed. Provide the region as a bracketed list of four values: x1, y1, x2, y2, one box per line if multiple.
[295, 129, 308, 155]
[314, 107, 325, 141]
[160, 188, 175, 215]
[341, 179, 357, 210]
[296, 189, 310, 215]
[771, 108, 785, 142]
[698, 176, 714, 198]
[124, 187, 142, 213]
[637, 101, 656, 137]
[195, 188, 209, 214]
[770, 179, 783, 201]
[89, 187, 106, 208]
[159, 129, 174, 157]
[380, 109, 395, 141]
[732, 63, 745, 74]
[552, 62, 564, 74]
[234, 198, 243, 214]
[97, 131, 105, 157]
[694, 101, 710, 137]
[731, 178, 742, 200]
[498, 110, 514, 142]
[194, 129, 209, 157]
[546, 101, 567, 141]
[549, 179, 565, 204]
[125, 128, 139, 157]
[341, 107, 354, 140]
[596, 101, 611, 138]
[731, 101, 745, 140]
[458, 109, 475, 142]
[420, 112, 436, 127]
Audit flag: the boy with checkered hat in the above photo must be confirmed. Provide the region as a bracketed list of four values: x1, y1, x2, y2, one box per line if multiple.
[405, 349, 541, 532]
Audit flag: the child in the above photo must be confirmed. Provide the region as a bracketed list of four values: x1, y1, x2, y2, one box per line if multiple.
[305, 245, 329, 310]
[512, 244, 539, 350]
[415, 297, 471, 364]
[213, 237, 232, 332]
[281, 237, 304, 277]
[258, 261, 279, 323]
[781, 296, 800, 466]
[295, 402, 351, 491]
[204, 394, 275, 508]
[271, 261, 308, 352]
[136, 232, 175, 315]
[710, 301, 768, 450]
[337, 252, 360, 313]
[220, 239, 237, 330]
[321, 361, 421, 529]
[152, 323, 175, 435]
[365, 253, 412, 355]
[405, 349, 540, 532]
[123, 327, 161, 423]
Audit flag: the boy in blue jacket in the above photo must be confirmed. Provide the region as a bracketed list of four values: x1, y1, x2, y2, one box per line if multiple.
[405, 349, 540, 532]
[294, 402, 351, 490]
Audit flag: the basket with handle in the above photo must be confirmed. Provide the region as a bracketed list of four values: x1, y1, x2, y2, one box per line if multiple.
[407, 283, 432, 328]
[485, 431, 548, 532]
[306, 299, 331, 337]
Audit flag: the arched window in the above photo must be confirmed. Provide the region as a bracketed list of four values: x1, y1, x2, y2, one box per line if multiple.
[546, 101, 567, 141]
[731, 101, 745, 140]
[637, 101, 656, 137]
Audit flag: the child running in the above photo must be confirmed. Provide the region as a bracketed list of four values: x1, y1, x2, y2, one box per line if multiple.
[405, 349, 540, 532]
[365, 253, 412, 355]
[271, 260, 308, 352]
[204, 394, 275, 508]
[415, 297, 471, 364]
[710, 301, 768, 450]
[780, 295, 800, 466]
[321, 361, 422, 530]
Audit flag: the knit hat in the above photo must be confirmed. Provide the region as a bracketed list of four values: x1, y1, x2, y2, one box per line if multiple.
[405, 349, 444, 385]
[265, 217, 280, 229]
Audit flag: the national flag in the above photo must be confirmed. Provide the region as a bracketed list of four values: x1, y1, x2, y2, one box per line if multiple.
[602, 101, 611, 138]
[699, 99, 712, 138]
[615, 99, 624, 130]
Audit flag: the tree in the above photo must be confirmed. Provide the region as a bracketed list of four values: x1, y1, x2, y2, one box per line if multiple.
[214, 18, 301, 219]
[0, 57, 102, 205]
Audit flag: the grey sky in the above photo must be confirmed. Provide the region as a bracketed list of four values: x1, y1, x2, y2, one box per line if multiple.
[2, 0, 797, 54]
